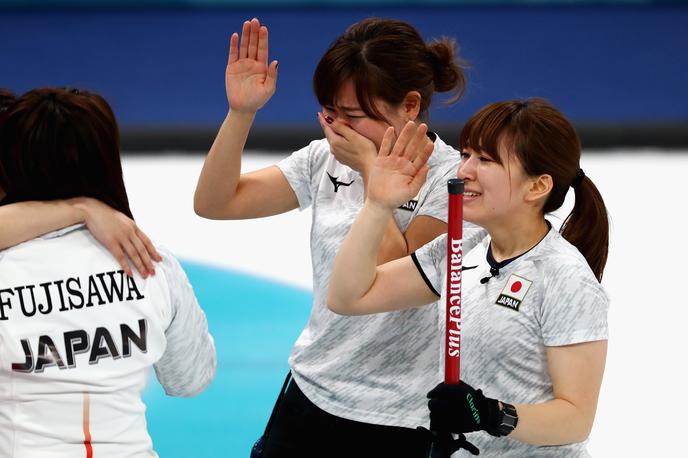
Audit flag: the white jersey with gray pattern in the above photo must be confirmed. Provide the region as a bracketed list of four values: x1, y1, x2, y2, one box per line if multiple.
[413, 228, 609, 457]
[276, 136, 459, 428]
[0, 225, 216, 458]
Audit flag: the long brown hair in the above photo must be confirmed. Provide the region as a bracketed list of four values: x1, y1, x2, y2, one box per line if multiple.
[459, 99, 609, 281]
[0, 88, 133, 218]
[313, 18, 466, 122]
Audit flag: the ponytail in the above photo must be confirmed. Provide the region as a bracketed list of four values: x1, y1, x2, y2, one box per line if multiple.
[427, 38, 466, 101]
[560, 175, 609, 282]
[459, 99, 610, 282]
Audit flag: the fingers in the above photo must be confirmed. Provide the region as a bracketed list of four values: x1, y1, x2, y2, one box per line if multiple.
[427, 382, 446, 398]
[410, 164, 430, 192]
[404, 123, 429, 161]
[317, 112, 343, 145]
[136, 228, 162, 262]
[122, 239, 149, 278]
[248, 18, 260, 60]
[257, 25, 269, 66]
[228, 32, 239, 65]
[111, 244, 133, 278]
[130, 234, 155, 277]
[239, 20, 250, 59]
[325, 116, 357, 141]
[379, 126, 395, 157]
[412, 133, 435, 170]
[391, 121, 417, 157]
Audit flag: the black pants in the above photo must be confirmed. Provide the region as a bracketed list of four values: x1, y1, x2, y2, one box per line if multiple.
[261, 379, 432, 458]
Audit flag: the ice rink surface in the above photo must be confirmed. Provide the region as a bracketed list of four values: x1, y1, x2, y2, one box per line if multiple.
[123, 149, 687, 457]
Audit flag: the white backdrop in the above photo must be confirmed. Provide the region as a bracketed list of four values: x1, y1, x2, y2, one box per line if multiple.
[122, 150, 688, 457]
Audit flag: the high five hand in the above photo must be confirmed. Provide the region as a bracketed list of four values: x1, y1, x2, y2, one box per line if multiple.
[366, 122, 433, 210]
[226, 18, 279, 113]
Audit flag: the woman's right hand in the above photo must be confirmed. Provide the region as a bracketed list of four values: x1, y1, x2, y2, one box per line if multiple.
[226, 18, 279, 113]
[74, 198, 162, 278]
[366, 122, 434, 210]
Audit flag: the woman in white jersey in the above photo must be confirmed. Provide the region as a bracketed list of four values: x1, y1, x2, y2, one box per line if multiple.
[328, 99, 609, 457]
[194, 17, 465, 456]
[0, 88, 216, 458]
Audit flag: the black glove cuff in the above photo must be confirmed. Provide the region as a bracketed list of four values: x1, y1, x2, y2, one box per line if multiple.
[486, 400, 519, 437]
[484, 397, 503, 436]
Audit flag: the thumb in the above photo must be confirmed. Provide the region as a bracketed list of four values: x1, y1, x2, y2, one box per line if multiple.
[427, 382, 446, 398]
[266, 60, 279, 86]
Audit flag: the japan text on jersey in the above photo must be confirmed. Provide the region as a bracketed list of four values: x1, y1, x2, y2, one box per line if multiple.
[495, 274, 533, 312]
[0, 269, 148, 373]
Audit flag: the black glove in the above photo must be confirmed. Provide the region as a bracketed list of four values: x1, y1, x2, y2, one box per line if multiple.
[416, 427, 480, 457]
[427, 381, 502, 436]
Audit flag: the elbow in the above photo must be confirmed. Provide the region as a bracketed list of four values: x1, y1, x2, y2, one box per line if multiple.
[326, 294, 345, 315]
[193, 193, 210, 218]
[327, 292, 355, 316]
[193, 195, 223, 220]
[556, 406, 596, 445]
[573, 417, 595, 443]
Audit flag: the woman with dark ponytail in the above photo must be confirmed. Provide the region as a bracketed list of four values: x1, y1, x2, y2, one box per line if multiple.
[329, 98, 609, 456]
[194, 17, 467, 456]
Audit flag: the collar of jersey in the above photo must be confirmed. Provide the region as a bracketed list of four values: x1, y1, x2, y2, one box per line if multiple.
[486, 221, 553, 271]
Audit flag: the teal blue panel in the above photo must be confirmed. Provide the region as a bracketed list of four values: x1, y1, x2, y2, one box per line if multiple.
[143, 260, 312, 457]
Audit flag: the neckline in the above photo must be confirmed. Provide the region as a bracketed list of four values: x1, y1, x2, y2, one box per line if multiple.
[486, 221, 552, 270]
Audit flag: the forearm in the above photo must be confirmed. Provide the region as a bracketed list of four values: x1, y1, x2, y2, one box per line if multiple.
[0, 198, 88, 249]
[376, 217, 409, 264]
[360, 168, 408, 264]
[328, 200, 393, 314]
[509, 399, 594, 446]
[193, 110, 255, 218]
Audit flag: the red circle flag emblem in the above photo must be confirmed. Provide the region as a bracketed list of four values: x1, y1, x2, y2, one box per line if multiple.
[510, 281, 522, 293]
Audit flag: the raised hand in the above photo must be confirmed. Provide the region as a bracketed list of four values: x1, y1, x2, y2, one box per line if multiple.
[226, 18, 279, 113]
[366, 122, 434, 210]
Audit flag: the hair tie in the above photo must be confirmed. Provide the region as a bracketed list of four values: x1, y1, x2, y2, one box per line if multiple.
[571, 169, 585, 188]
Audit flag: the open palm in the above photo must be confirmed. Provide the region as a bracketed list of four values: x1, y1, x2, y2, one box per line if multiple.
[367, 123, 434, 209]
[226, 18, 278, 112]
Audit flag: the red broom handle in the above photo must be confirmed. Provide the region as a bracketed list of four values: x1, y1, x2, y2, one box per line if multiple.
[445, 179, 464, 384]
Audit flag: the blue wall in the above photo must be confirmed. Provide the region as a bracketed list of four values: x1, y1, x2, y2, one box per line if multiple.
[1, 6, 687, 128]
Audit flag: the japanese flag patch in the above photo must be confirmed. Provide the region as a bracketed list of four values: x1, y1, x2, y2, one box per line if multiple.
[495, 274, 532, 312]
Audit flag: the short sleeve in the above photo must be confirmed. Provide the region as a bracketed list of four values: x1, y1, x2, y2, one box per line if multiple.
[540, 261, 609, 346]
[275, 140, 323, 210]
[153, 251, 217, 397]
[411, 234, 447, 297]
[415, 161, 457, 222]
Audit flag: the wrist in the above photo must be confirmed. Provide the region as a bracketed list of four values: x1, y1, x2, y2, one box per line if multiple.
[363, 198, 396, 218]
[487, 399, 518, 437]
[68, 197, 94, 223]
[228, 108, 258, 121]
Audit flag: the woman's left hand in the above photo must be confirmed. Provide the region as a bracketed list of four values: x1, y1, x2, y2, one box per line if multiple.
[364, 122, 433, 210]
[317, 112, 377, 176]
[427, 381, 502, 435]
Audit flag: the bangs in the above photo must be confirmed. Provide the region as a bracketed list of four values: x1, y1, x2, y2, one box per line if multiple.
[459, 101, 524, 165]
[352, 71, 387, 121]
[313, 38, 388, 122]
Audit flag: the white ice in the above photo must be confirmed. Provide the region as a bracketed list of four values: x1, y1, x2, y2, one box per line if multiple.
[122, 150, 688, 457]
